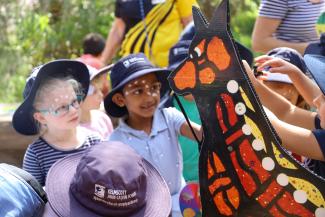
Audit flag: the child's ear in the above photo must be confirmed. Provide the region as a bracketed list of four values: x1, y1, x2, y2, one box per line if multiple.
[112, 93, 125, 107]
[33, 112, 47, 125]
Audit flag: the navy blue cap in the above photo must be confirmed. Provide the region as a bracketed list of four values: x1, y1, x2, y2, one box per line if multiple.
[304, 54, 325, 95]
[267, 47, 308, 73]
[104, 53, 170, 117]
[304, 33, 325, 56]
[12, 60, 90, 135]
[45, 141, 171, 217]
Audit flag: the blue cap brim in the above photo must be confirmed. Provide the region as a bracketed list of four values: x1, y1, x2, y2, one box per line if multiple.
[104, 68, 171, 117]
[304, 54, 325, 95]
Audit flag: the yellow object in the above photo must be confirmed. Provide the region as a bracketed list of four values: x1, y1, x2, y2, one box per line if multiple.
[120, 0, 198, 67]
[288, 177, 325, 207]
[272, 143, 297, 169]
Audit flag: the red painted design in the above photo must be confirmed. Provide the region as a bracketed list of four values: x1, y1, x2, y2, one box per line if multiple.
[226, 129, 243, 145]
[239, 140, 270, 183]
[216, 102, 227, 133]
[230, 151, 256, 196]
[277, 192, 314, 216]
[257, 180, 283, 208]
[269, 206, 286, 217]
[220, 94, 237, 126]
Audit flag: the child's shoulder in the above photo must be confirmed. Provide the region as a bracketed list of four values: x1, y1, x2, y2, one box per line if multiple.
[28, 137, 49, 149]
[159, 107, 185, 122]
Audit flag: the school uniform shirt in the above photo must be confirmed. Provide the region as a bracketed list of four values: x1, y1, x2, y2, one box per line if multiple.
[309, 115, 325, 179]
[115, 0, 198, 67]
[173, 96, 200, 182]
[259, 0, 325, 43]
[23, 134, 100, 186]
[109, 107, 185, 196]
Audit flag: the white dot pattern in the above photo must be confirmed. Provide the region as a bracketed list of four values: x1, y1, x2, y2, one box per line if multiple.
[227, 80, 239, 93]
[262, 157, 275, 171]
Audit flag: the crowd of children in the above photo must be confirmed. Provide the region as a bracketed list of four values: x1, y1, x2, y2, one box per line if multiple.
[4, 2, 325, 217]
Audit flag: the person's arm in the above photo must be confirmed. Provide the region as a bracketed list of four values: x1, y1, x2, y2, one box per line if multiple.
[251, 17, 309, 54]
[100, 18, 126, 65]
[255, 55, 322, 106]
[243, 60, 317, 129]
[264, 107, 324, 161]
[180, 121, 203, 141]
[181, 15, 193, 27]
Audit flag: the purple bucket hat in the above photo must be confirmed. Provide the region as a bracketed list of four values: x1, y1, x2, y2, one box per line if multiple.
[44, 141, 171, 217]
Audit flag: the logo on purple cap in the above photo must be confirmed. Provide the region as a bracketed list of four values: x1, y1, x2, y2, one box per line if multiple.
[94, 184, 106, 198]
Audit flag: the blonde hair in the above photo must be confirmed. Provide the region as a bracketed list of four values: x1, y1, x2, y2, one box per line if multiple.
[32, 76, 83, 134]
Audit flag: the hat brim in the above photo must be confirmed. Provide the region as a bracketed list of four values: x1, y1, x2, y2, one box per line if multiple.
[304, 54, 325, 95]
[104, 68, 170, 118]
[45, 151, 171, 217]
[264, 73, 292, 84]
[90, 64, 114, 80]
[12, 60, 90, 135]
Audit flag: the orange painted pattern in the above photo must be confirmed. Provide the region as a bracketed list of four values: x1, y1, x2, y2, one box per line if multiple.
[207, 156, 214, 179]
[207, 37, 231, 70]
[213, 152, 226, 173]
[213, 192, 233, 216]
[173, 61, 196, 90]
[209, 177, 231, 194]
[226, 186, 240, 209]
[196, 39, 206, 55]
[199, 67, 215, 84]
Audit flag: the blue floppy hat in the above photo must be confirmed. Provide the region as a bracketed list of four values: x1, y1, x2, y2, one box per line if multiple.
[12, 60, 90, 135]
[304, 54, 325, 95]
[104, 53, 170, 117]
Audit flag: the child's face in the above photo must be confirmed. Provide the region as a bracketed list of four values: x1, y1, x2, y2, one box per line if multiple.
[34, 85, 81, 130]
[313, 94, 325, 128]
[263, 81, 300, 105]
[115, 73, 161, 119]
[82, 82, 103, 110]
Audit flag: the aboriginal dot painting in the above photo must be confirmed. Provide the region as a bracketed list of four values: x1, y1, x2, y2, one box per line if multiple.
[168, 0, 325, 216]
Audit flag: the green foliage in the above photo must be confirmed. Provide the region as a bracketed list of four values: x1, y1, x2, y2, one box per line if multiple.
[0, 0, 114, 103]
[0, 0, 259, 103]
[200, 0, 259, 49]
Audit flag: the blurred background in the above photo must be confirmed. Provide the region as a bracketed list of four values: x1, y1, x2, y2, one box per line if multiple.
[0, 0, 259, 104]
